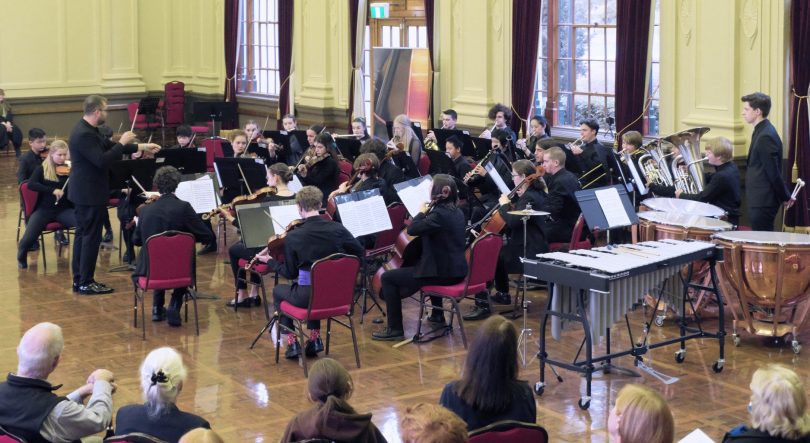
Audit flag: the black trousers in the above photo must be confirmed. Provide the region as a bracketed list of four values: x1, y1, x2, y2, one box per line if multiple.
[72, 204, 106, 285]
[1, 125, 23, 155]
[381, 267, 464, 331]
[273, 284, 320, 331]
[18, 208, 77, 259]
[228, 242, 262, 289]
[749, 205, 779, 231]
[154, 289, 186, 309]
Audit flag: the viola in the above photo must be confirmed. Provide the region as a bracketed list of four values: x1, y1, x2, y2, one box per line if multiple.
[244, 219, 304, 271]
[325, 161, 373, 217]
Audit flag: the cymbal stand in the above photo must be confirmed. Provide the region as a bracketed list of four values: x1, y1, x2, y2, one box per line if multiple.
[517, 299, 537, 367]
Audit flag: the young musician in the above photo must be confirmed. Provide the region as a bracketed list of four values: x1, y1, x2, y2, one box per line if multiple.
[425, 109, 459, 144]
[132, 166, 215, 326]
[282, 114, 305, 166]
[372, 174, 468, 341]
[328, 153, 396, 206]
[480, 103, 517, 142]
[17, 141, 77, 269]
[219, 130, 252, 207]
[573, 118, 610, 188]
[297, 132, 339, 207]
[540, 147, 582, 243]
[465, 134, 514, 223]
[360, 139, 403, 201]
[648, 137, 742, 226]
[256, 186, 363, 358]
[516, 115, 551, 159]
[306, 124, 324, 150]
[351, 117, 371, 142]
[168, 125, 195, 149]
[17, 128, 48, 184]
[446, 135, 472, 182]
[0, 88, 24, 156]
[69, 95, 160, 295]
[246, 119, 283, 164]
[224, 163, 296, 307]
[387, 114, 423, 174]
[465, 160, 549, 320]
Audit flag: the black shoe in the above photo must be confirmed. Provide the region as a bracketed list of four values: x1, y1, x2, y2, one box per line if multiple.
[463, 305, 491, 321]
[285, 341, 302, 359]
[427, 312, 446, 325]
[78, 282, 114, 295]
[372, 328, 405, 341]
[55, 232, 69, 246]
[27, 243, 40, 252]
[17, 259, 27, 269]
[92, 281, 112, 290]
[152, 306, 166, 322]
[197, 243, 217, 255]
[103, 230, 113, 243]
[122, 250, 132, 263]
[166, 308, 181, 327]
[250, 296, 261, 306]
[305, 337, 324, 357]
[226, 298, 253, 308]
[72, 282, 79, 293]
[491, 291, 512, 305]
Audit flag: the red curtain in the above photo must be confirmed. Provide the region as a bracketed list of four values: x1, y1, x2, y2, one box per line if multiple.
[786, 0, 810, 228]
[348, 0, 360, 129]
[223, 0, 239, 129]
[614, 0, 652, 138]
[510, 0, 542, 136]
[424, 0, 435, 125]
[277, 0, 294, 129]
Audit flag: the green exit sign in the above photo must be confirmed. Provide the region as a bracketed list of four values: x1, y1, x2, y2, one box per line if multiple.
[370, 2, 390, 19]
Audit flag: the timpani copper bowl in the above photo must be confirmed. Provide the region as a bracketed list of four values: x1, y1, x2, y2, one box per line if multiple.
[640, 197, 727, 219]
[713, 231, 810, 353]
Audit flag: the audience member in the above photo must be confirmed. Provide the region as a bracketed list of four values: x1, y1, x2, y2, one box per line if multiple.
[723, 364, 810, 442]
[115, 347, 210, 443]
[608, 384, 674, 443]
[281, 358, 387, 442]
[0, 322, 115, 443]
[179, 428, 224, 443]
[400, 403, 468, 443]
[439, 315, 536, 430]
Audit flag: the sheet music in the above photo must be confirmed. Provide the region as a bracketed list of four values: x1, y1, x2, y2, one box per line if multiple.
[213, 162, 223, 188]
[175, 175, 218, 214]
[268, 203, 300, 230]
[288, 174, 304, 193]
[595, 187, 632, 227]
[677, 429, 714, 443]
[395, 176, 433, 217]
[336, 190, 393, 237]
[485, 162, 511, 194]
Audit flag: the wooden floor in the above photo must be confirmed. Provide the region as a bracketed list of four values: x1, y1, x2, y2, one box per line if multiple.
[2, 149, 808, 443]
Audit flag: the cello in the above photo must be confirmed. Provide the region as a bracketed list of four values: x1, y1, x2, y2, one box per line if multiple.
[471, 164, 545, 237]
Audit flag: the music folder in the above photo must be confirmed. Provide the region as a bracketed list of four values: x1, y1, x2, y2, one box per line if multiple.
[335, 138, 361, 162]
[175, 174, 219, 214]
[288, 130, 309, 151]
[394, 175, 433, 218]
[334, 188, 392, 238]
[235, 200, 300, 249]
[424, 149, 455, 175]
[574, 184, 639, 232]
[469, 136, 493, 160]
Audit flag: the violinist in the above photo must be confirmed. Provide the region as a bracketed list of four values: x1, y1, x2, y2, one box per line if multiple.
[262, 186, 363, 359]
[17, 141, 76, 269]
[464, 160, 549, 320]
[167, 125, 195, 149]
[282, 114, 304, 166]
[306, 124, 324, 150]
[328, 153, 396, 206]
[225, 162, 296, 308]
[0, 88, 24, 157]
[17, 128, 48, 184]
[246, 120, 284, 164]
[372, 175, 468, 341]
[296, 132, 339, 207]
[230, 129, 251, 159]
[360, 139, 403, 201]
[132, 166, 215, 326]
[351, 116, 371, 143]
[387, 114, 423, 177]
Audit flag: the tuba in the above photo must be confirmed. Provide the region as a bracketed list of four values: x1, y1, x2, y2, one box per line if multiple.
[636, 139, 674, 189]
[662, 127, 711, 194]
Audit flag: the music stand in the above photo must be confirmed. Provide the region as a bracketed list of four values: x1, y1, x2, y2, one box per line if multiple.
[155, 148, 208, 175]
[136, 97, 163, 143]
[335, 138, 361, 162]
[108, 159, 158, 272]
[424, 150, 454, 175]
[193, 102, 237, 137]
[469, 136, 493, 160]
[262, 130, 292, 156]
[213, 157, 267, 196]
[289, 130, 309, 151]
[430, 129, 465, 151]
[247, 142, 270, 160]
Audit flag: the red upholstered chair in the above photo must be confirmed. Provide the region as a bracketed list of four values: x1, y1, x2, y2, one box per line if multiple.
[127, 102, 163, 133]
[0, 426, 25, 443]
[549, 214, 592, 252]
[468, 420, 549, 443]
[104, 433, 168, 443]
[418, 153, 431, 176]
[200, 138, 225, 172]
[417, 233, 503, 348]
[163, 81, 185, 129]
[132, 231, 199, 339]
[19, 181, 72, 269]
[274, 253, 361, 377]
[335, 159, 353, 189]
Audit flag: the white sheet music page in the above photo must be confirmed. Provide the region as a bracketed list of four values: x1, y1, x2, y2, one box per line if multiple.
[268, 203, 300, 230]
[396, 176, 433, 217]
[288, 174, 304, 193]
[595, 187, 632, 227]
[337, 191, 392, 237]
[677, 429, 715, 443]
[485, 162, 511, 194]
[175, 175, 218, 214]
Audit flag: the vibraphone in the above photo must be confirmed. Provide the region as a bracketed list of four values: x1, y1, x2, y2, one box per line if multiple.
[523, 239, 726, 410]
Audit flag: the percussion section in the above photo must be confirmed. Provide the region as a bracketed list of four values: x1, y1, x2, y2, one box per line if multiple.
[640, 197, 726, 218]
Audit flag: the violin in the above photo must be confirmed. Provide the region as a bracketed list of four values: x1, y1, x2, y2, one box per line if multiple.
[134, 194, 161, 218]
[244, 219, 304, 271]
[55, 165, 70, 176]
[201, 186, 278, 220]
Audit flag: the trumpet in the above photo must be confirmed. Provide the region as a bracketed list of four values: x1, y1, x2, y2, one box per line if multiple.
[565, 137, 585, 151]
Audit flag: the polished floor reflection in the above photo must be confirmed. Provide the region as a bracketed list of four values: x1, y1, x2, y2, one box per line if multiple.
[1, 151, 807, 443]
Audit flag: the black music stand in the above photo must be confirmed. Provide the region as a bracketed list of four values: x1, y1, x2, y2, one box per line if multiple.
[136, 97, 163, 143]
[213, 157, 267, 196]
[335, 138, 361, 162]
[262, 130, 292, 155]
[469, 136, 493, 160]
[430, 129, 465, 152]
[193, 102, 237, 137]
[575, 184, 639, 244]
[155, 148, 207, 175]
[289, 130, 309, 151]
[107, 159, 158, 272]
[247, 142, 270, 160]
[424, 149, 454, 175]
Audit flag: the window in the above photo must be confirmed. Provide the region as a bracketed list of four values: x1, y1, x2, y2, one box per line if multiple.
[535, 0, 660, 136]
[236, 0, 280, 97]
[645, 0, 660, 135]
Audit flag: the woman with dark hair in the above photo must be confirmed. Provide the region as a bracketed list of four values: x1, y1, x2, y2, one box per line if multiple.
[352, 117, 371, 142]
[439, 315, 536, 430]
[223, 162, 296, 307]
[297, 132, 339, 206]
[465, 159, 549, 320]
[517, 115, 551, 158]
[281, 358, 387, 443]
[372, 174, 468, 340]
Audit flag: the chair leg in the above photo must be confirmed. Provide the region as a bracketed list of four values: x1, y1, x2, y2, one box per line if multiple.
[348, 315, 361, 368]
[414, 291, 427, 340]
[326, 318, 333, 355]
[40, 234, 46, 270]
[451, 299, 467, 349]
[258, 276, 271, 322]
[189, 288, 200, 336]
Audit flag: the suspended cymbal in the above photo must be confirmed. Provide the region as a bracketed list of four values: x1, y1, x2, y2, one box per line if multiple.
[507, 209, 550, 217]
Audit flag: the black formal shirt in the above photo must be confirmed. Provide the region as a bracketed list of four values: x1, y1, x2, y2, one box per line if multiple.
[451, 155, 473, 182]
[678, 161, 742, 225]
[498, 187, 549, 259]
[407, 204, 467, 280]
[541, 169, 582, 243]
[17, 150, 44, 184]
[746, 119, 791, 208]
[27, 166, 72, 210]
[298, 156, 339, 206]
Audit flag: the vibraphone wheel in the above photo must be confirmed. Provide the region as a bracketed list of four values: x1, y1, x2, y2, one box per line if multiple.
[674, 349, 686, 363]
[534, 382, 545, 396]
[578, 397, 591, 410]
[712, 360, 724, 373]
[792, 340, 801, 355]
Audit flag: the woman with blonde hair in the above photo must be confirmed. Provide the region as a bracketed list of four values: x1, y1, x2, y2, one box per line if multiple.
[400, 403, 468, 443]
[608, 384, 674, 443]
[115, 347, 210, 443]
[17, 140, 77, 269]
[386, 114, 423, 178]
[281, 358, 386, 442]
[723, 364, 810, 442]
[179, 429, 224, 443]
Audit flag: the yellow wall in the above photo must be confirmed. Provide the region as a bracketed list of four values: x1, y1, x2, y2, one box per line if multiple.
[0, 0, 224, 98]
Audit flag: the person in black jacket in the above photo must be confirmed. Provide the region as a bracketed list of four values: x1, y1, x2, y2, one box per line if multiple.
[328, 153, 396, 207]
[648, 136, 742, 226]
[297, 132, 339, 207]
[723, 364, 810, 443]
[17, 141, 77, 269]
[361, 138, 404, 201]
[372, 174, 468, 341]
[446, 135, 472, 181]
[741, 92, 794, 230]
[16, 128, 48, 184]
[573, 118, 610, 189]
[465, 134, 514, 224]
[282, 114, 305, 166]
[257, 186, 364, 359]
[132, 166, 215, 326]
[540, 147, 582, 243]
[0, 88, 24, 156]
[115, 347, 210, 443]
[464, 160, 548, 320]
[68, 95, 160, 295]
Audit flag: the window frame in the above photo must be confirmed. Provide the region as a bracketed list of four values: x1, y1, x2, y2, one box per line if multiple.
[236, 0, 281, 99]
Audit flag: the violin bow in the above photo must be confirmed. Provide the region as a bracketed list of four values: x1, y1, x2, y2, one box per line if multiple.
[236, 163, 254, 195]
[55, 177, 70, 205]
[130, 109, 138, 132]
